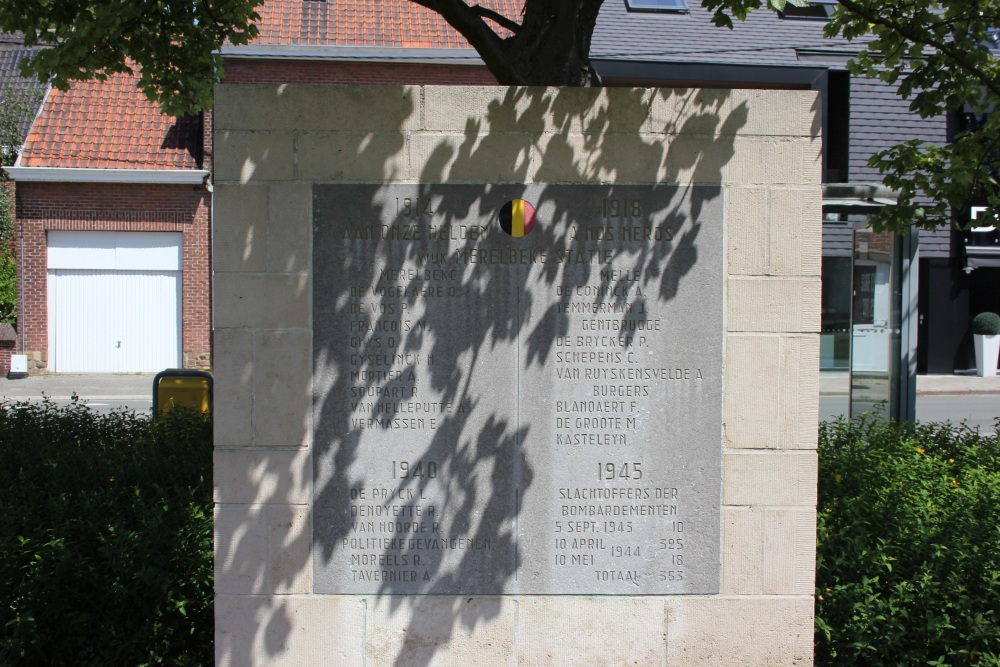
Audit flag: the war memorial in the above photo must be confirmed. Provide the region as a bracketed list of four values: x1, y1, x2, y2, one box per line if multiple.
[212, 85, 820, 665]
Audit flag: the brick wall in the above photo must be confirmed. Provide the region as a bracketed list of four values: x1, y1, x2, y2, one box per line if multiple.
[2, 182, 14, 375]
[15, 181, 211, 372]
[0, 323, 13, 376]
[223, 59, 497, 86]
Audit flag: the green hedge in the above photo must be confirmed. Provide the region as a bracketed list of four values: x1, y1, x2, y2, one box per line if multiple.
[0, 401, 213, 666]
[0, 250, 15, 324]
[4, 396, 1000, 665]
[817, 416, 1000, 666]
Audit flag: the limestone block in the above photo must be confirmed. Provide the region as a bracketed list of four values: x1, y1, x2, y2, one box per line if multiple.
[661, 134, 736, 186]
[213, 184, 268, 273]
[214, 448, 311, 505]
[296, 132, 408, 182]
[725, 335, 780, 449]
[214, 273, 310, 329]
[649, 89, 815, 138]
[215, 131, 294, 183]
[366, 596, 515, 666]
[779, 335, 820, 449]
[802, 94, 824, 184]
[268, 183, 312, 274]
[665, 596, 814, 666]
[762, 509, 816, 596]
[423, 85, 653, 136]
[761, 90, 819, 137]
[213, 328, 254, 449]
[268, 505, 312, 595]
[253, 330, 311, 448]
[727, 277, 821, 333]
[723, 451, 818, 506]
[718, 137, 811, 186]
[722, 507, 817, 596]
[408, 133, 534, 184]
[805, 91, 823, 142]
[768, 187, 822, 277]
[650, 88, 744, 136]
[570, 86, 654, 135]
[530, 130, 674, 184]
[215, 504, 268, 594]
[722, 507, 762, 595]
[422, 86, 551, 134]
[567, 132, 669, 184]
[727, 187, 768, 276]
[215, 84, 419, 133]
[518, 597, 666, 666]
[216, 595, 364, 667]
[530, 132, 596, 184]
[215, 505, 312, 596]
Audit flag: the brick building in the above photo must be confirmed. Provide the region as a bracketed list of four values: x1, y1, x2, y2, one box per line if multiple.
[6, 73, 211, 373]
[0, 34, 46, 376]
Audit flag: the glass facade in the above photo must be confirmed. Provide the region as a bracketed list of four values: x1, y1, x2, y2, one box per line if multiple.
[623, 0, 689, 12]
[820, 215, 916, 422]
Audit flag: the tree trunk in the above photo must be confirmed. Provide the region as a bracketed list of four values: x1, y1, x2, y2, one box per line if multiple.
[498, 0, 604, 86]
[412, 0, 605, 86]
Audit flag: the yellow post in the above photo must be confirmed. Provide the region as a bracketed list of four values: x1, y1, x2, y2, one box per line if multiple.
[153, 370, 213, 416]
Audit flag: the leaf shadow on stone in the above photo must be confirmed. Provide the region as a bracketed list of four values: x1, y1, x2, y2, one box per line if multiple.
[216, 85, 749, 667]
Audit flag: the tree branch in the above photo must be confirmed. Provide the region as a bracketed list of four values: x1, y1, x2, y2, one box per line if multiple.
[408, 0, 513, 78]
[837, 0, 1000, 99]
[470, 4, 521, 33]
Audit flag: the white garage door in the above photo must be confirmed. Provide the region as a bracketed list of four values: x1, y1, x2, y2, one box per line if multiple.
[48, 231, 182, 373]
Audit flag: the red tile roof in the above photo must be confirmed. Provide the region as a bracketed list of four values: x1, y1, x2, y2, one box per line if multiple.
[19, 1, 525, 171]
[252, 0, 523, 48]
[19, 72, 202, 170]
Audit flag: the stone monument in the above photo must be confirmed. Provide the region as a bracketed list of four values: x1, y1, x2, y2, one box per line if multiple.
[213, 85, 820, 665]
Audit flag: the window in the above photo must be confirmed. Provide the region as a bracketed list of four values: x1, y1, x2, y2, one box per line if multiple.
[781, 0, 837, 19]
[624, 0, 689, 13]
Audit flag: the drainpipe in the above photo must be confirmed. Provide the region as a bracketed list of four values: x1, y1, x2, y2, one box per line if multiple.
[18, 214, 24, 353]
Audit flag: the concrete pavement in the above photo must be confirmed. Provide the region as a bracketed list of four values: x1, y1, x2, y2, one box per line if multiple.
[0, 373, 155, 413]
[1, 373, 153, 400]
[917, 372, 1000, 395]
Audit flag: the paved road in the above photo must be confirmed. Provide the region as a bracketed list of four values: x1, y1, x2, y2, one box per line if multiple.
[0, 374, 154, 414]
[916, 394, 998, 433]
[822, 394, 999, 433]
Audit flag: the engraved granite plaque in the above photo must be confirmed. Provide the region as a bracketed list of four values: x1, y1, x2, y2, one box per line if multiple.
[312, 184, 723, 595]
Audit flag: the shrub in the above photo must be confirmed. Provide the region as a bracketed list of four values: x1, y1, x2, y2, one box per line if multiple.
[816, 416, 1000, 666]
[0, 250, 15, 323]
[972, 312, 1000, 336]
[0, 401, 213, 666]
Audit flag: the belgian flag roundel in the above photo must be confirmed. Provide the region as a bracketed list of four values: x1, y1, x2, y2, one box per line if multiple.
[498, 199, 537, 237]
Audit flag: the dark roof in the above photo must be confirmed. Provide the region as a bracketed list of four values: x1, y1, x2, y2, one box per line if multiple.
[592, 2, 860, 68]
[847, 78, 950, 257]
[0, 33, 47, 144]
[849, 77, 947, 182]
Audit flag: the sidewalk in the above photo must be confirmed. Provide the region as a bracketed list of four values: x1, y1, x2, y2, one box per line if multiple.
[917, 373, 1000, 396]
[821, 370, 1000, 396]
